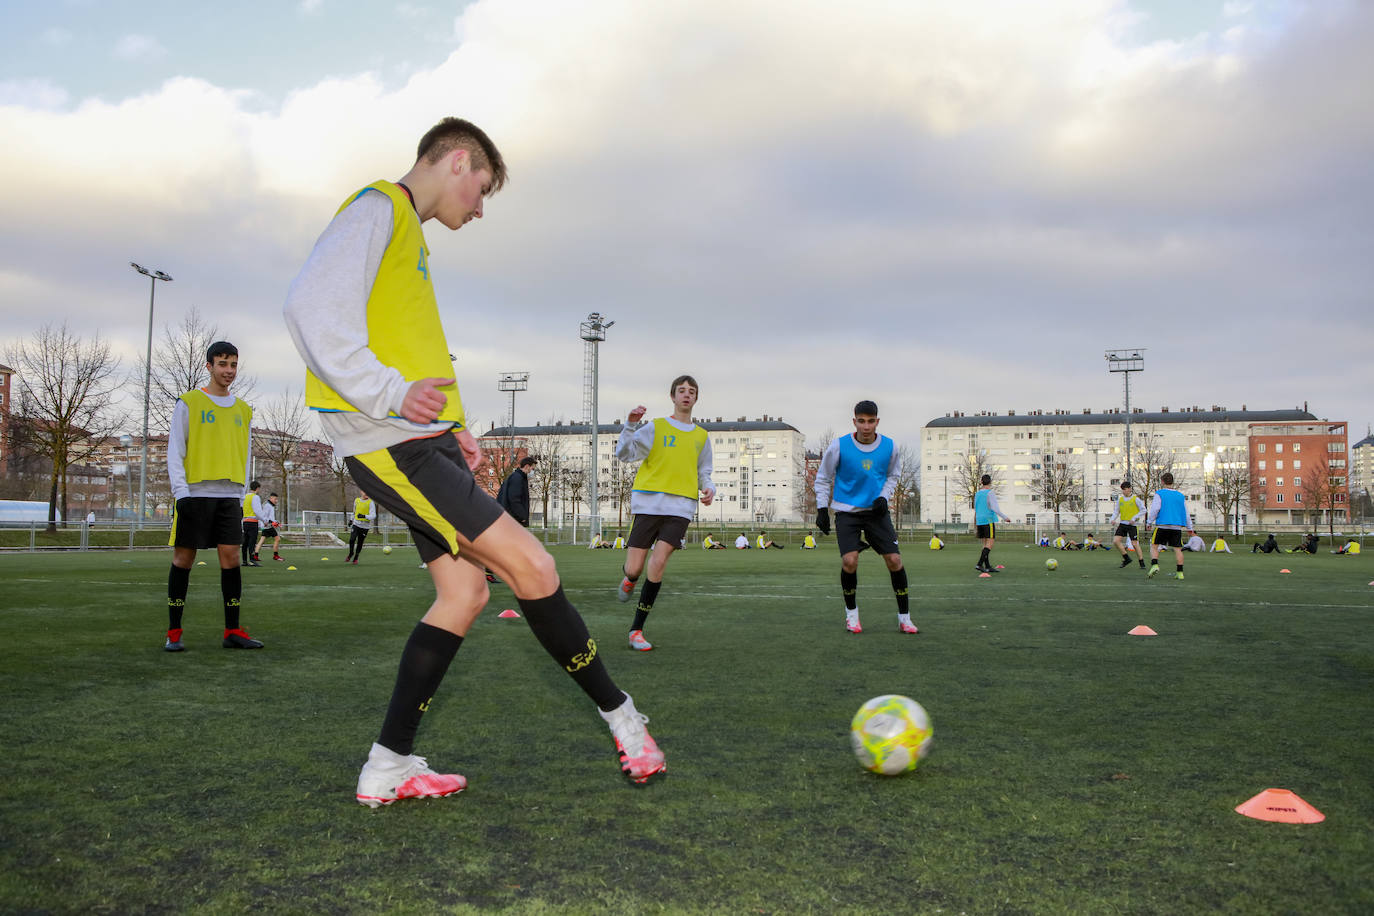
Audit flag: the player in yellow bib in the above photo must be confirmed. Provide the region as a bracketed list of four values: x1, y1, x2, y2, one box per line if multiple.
[164, 341, 262, 652]
[1109, 481, 1147, 569]
[614, 375, 716, 651]
[284, 117, 664, 802]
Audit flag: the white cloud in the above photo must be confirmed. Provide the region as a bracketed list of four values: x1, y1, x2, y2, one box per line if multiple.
[0, 78, 69, 110]
[112, 33, 167, 62]
[1, 0, 1371, 445]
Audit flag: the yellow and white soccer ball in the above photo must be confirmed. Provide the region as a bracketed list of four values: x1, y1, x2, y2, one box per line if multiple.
[850, 694, 933, 776]
[1045, 558, 1059, 571]
[382, 545, 393, 555]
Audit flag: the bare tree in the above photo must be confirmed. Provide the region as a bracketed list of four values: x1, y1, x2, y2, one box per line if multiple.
[890, 444, 921, 530]
[136, 306, 258, 434]
[4, 324, 126, 529]
[607, 457, 637, 527]
[1207, 457, 1250, 536]
[1029, 450, 1083, 529]
[252, 389, 307, 514]
[953, 449, 1001, 511]
[1131, 429, 1184, 506]
[562, 464, 587, 522]
[527, 437, 566, 527]
[1300, 454, 1347, 541]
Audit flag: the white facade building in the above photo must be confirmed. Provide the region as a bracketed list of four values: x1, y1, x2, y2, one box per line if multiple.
[483, 416, 807, 527]
[922, 406, 1316, 530]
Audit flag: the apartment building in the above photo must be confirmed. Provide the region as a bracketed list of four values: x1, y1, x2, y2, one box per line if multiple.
[922, 406, 1318, 530]
[1248, 420, 1349, 526]
[481, 416, 807, 526]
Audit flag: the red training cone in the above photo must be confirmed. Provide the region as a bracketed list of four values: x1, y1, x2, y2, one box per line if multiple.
[497, 609, 521, 618]
[1279, 568, 1291, 574]
[978, 572, 991, 578]
[1235, 788, 1324, 823]
[1128, 625, 1157, 636]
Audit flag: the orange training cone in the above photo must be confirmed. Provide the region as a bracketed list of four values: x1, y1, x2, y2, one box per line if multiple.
[978, 572, 991, 578]
[1235, 788, 1324, 823]
[1279, 568, 1291, 574]
[1128, 625, 1157, 636]
[497, 609, 521, 618]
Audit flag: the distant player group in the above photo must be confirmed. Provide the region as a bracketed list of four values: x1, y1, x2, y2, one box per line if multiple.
[158, 116, 1221, 809]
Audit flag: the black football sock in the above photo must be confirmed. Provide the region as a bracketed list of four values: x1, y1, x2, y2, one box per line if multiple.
[1176, 563, 1184, 572]
[221, 566, 242, 630]
[631, 579, 662, 631]
[890, 568, 909, 615]
[841, 570, 858, 610]
[519, 586, 623, 711]
[1150, 558, 1159, 567]
[378, 622, 463, 756]
[167, 564, 190, 630]
[1139, 557, 1147, 567]
[978, 547, 990, 569]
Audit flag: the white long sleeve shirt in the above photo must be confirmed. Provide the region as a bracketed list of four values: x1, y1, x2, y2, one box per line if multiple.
[166, 395, 252, 502]
[813, 436, 901, 512]
[283, 190, 456, 458]
[615, 418, 715, 520]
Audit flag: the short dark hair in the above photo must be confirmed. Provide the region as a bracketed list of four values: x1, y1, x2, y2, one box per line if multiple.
[1121, 480, 1132, 489]
[250, 480, 260, 490]
[416, 117, 508, 193]
[269, 492, 279, 498]
[1161, 472, 1175, 486]
[980, 474, 992, 485]
[854, 400, 878, 417]
[670, 375, 698, 396]
[519, 456, 537, 468]
[207, 341, 237, 362]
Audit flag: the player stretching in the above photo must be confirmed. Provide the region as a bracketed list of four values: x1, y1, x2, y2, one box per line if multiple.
[1109, 480, 1146, 569]
[814, 400, 916, 635]
[615, 375, 716, 651]
[1146, 472, 1194, 580]
[974, 474, 1012, 573]
[284, 117, 664, 804]
[164, 341, 262, 652]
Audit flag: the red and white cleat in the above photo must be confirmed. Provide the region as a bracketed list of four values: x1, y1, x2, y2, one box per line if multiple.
[356, 743, 467, 808]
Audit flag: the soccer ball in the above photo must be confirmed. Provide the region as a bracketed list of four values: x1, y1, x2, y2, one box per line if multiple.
[850, 694, 933, 776]
[382, 546, 393, 555]
[1045, 558, 1058, 570]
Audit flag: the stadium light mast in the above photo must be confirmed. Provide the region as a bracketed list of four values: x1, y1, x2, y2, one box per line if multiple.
[131, 262, 172, 529]
[497, 371, 530, 466]
[1105, 349, 1145, 483]
[1085, 438, 1105, 525]
[580, 313, 613, 540]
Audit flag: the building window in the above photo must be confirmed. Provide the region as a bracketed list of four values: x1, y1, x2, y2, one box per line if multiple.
[1292, 443, 1301, 453]
[1276, 477, 1284, 487]
[1258, 461, 1266, 470]
[1275, 493, 1284, 503]
[1292, 460, 1301, 470]
[1258, 443, 1266, 453]
[1276, 460, 1284, 470]
[1258, 477, 1266, 486]
[1276, 443, 1284, 453]
[1294, 492, 1303, 503]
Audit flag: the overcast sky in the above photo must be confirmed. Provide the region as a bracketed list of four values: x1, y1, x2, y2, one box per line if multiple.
[2, 0, 1370, 455]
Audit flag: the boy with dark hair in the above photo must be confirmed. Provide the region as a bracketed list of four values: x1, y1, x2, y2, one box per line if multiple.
[164, 341, 262, 651]
[256, 492, 284, 561]
[813, 400, 915, 635]
[615, 375, 716, 651]
[345, 489, 372, 564]
[1146, 471, 1194, 580]
[496, 456, 537, 526]
[241, 480, 263, 567]
[1110, 480, 1146, 569]
[284, 116, 664, 805]
[974, 474, 1012, 573]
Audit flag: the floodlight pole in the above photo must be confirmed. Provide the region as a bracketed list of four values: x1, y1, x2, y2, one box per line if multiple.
[580, 313, 613, 540]
[1105, 349, 1145, 483]
[1085, 438, 1105, 525]
[497, 371, 530, 465]
[131, 262, 172, 528]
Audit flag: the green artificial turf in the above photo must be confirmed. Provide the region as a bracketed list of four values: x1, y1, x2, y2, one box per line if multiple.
[1, 543, 1371, 914]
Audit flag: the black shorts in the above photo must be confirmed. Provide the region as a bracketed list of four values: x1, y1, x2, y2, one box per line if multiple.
[836, 510, 900, 556]
[351, 525, 370, 537]
[242, 520, 259, 540]
[1114, 524, 1138, 539]
[1152, 528, 1184, 549]
[976, 523, 995, 539]
[627, 514, 690, 550]
[345, 433, 504, 564]
[170, 497, 243, 550]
